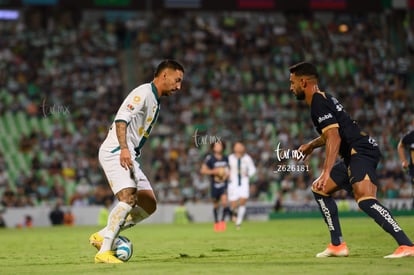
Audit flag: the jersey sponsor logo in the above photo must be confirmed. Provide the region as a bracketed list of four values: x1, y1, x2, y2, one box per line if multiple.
[214, 161, 228, 167]
[138, 127, 150, 138]
[368, 136, 378, 147]
[370, 203, 402, 232]
[317, 198, 335, 231]
[133, 96, 141, 103]
[317, 113, 333, 123]
[127, 104, 135, 111]
[331, 97, 344, 112]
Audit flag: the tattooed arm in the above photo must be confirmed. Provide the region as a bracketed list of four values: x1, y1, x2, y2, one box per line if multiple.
[116, 121, 132, 169]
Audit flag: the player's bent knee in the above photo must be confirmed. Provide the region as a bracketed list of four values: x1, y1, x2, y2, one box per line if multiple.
[137, 190, 157, 215]
[117, 188, 138, 207]
[311, 186, 329, 197]
[145, 197, 157, 215]
[352, 180, 377, 203]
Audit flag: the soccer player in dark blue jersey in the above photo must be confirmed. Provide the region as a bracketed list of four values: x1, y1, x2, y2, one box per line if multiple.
[200, 141, 231, 232]
[398, 122, 414, 208]
[289, 61, 414, 258]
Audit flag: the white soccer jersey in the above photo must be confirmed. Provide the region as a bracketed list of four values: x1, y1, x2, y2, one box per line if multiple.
[228, 153, 256, 187]
[100, 82, 160, 158]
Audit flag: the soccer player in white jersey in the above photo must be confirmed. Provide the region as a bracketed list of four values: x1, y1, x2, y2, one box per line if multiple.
[228, 142, 256, 230]
[90, 60, 184, 264]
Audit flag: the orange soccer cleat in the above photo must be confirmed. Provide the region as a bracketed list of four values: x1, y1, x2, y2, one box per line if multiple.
[384, 245, 414, 258]
[316, 242, 349, 258]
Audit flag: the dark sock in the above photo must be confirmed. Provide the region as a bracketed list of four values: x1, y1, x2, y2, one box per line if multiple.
[313, 191, 344, 246]
[358, 199, 413, 246]
[222, 207, 230, 221]
[213, 207, 219, 223]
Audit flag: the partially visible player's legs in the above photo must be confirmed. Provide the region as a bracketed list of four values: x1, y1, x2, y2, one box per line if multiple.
[411, 176, 414, 209]
[219, 193, 230, 231]
[314, 162, 349, 257]
[230, 200, 238, 223]
[211, 186, 228, 232]
[95, 187, 135, 263]
[212, 199, 221, 232]
[350, 152, 414, 258]
[312, 180, 348, 258]
[234, 181, 249, 229]
[92, 155, 157, 263]
[235, 197, 247, 230]
[93, 149, 136, 263]
[122, 189, 157, 230]
[94, 168, 157, 241]
[228, 184, 238, 223]
[352, 179, 414, 258]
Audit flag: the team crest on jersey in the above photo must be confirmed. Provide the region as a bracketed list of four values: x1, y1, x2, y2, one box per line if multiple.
[133, 96, 141, 103]
[127, 104, 135, 111]
[138, 126, 150, 138]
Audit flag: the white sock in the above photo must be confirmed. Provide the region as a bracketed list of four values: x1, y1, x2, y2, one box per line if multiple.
[98, 227, 107, 237]
[236, 205, 246, 226]
[98, 206, 150, 237]
[99, 201, 132, 253]
[120, 206, 150, 231]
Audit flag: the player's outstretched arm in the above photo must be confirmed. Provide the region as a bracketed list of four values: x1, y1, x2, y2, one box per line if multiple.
[298, 136, 326, 160]
[322, 128, 340, 174]
[313, 128, 340, 191]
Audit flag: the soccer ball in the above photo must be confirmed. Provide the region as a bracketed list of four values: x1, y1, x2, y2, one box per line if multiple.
[112, 235, 133, 262]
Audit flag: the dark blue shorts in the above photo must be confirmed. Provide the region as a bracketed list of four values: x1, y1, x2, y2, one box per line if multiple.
[211, 184, 227, 201]
[331, 149, 380, 193]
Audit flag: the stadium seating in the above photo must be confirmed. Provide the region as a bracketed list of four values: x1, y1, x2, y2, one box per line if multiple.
[0, 10, 413, 208]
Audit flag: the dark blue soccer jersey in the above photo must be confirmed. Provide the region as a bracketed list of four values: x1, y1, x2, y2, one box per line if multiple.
[401, 130, 414, 175]
[310, 91, 379, 161]
[204, 154, 229, 187]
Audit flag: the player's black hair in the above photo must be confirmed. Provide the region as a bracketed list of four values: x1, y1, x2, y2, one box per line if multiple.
[154, 59, 185, 77]
[289, 61, 319, 79]
[211, 140, 226, 151]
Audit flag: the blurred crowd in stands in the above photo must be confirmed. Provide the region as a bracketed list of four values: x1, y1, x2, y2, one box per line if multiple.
[0, 9, 413, 209]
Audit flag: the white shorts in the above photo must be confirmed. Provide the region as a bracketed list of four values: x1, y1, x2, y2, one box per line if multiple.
[99, 148, 152, 195]
[228, 182, 249, 201]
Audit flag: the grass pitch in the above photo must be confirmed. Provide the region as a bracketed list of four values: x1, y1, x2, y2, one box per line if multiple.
[1, 217, 414, 274]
